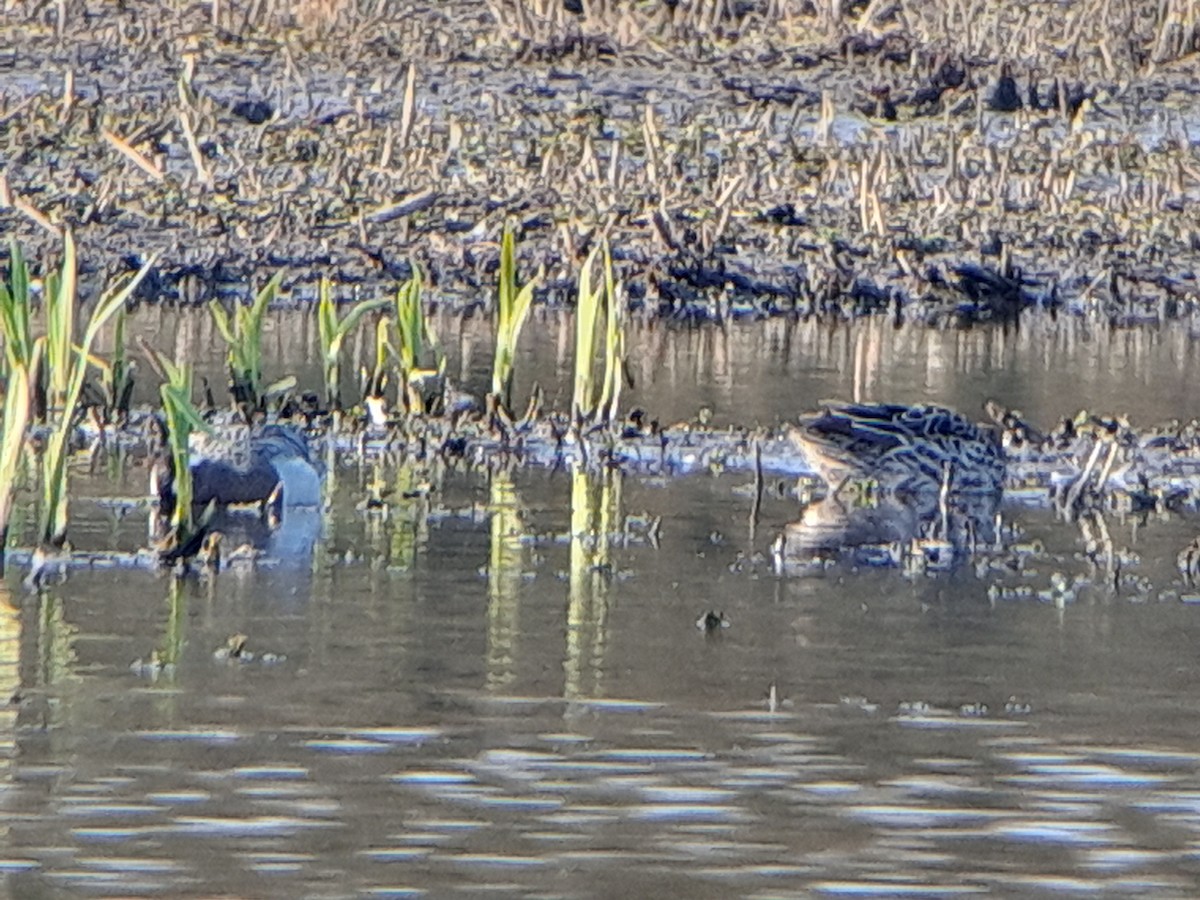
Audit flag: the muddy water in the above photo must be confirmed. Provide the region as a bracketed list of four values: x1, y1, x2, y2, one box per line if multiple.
[7, 315, 1200, 896]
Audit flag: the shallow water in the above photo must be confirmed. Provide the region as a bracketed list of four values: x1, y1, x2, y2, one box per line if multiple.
[7, 314, 1200, 896]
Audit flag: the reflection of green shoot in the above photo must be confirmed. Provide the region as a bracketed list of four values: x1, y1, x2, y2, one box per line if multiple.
[392, 264, 445, 413]
[316, 276, 387, 410]
[160, 578, 186, 675]
[210, 271, 281, 413]
[0, 240, 42, 569]
[39, 232, 156, 546]
[486, 470, 524, 686]
[564, 464, 621, 700]
[572, 240, 625, 426]
[491, 223, 538, 414]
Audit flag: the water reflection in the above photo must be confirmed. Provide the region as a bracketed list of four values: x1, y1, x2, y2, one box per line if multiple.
[565, 466, 619, 702]
[104, 309, 1200, 429]
[775, 490, 1002, 572]
[486, 471, 523, 691]
[2, 459, 1200, 895]
[5, 313, 1200, 893]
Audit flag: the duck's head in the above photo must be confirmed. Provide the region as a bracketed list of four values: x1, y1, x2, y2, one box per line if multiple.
[251, 425, 322, 508]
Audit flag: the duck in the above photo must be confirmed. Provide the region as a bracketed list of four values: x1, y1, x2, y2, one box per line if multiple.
[790, 402, 1004, 495]
[154, 424, 323, 513]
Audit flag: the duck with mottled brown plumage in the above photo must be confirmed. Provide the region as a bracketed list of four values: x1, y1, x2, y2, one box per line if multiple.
[789, 402, 1005, 496]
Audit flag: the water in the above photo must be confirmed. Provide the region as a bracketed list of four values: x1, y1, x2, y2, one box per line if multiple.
[6, 313, 1200, 896]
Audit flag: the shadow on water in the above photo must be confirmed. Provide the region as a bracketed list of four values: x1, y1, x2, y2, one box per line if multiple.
[6, 314, 1200, 894]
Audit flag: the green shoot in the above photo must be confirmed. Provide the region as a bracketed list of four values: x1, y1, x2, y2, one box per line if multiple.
[42, 230, 78, 413]
[0, 239, 36, 375]
[156, 354, 211, 532]
[210, 270, 282, 414]
[572, 245, 604, 423]
[571, 239, 626, 426]
[0, 341, 41, 572]
[0, 240, 44, 570]
[491, 222, 538, 414]
[595, 240, 626, 426]
[38, 235, 157, 546]
[392, 264, 445, 414]
[364, 315, 391, 402]
[316, 276, 387, 410]
[86, 305, 135, 424]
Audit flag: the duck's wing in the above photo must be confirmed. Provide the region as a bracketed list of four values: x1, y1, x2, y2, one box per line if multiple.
[797, 403, 919, 460]
[191, 458, 281, 506]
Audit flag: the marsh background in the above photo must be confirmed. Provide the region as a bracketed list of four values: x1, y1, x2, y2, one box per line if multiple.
[3, 0, 1200, 896]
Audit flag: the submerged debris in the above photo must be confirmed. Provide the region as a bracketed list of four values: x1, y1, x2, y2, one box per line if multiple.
[696, 610, 731, 633]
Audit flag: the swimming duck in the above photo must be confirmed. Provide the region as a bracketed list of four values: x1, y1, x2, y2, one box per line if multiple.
[154, 424, 322, 512]
[790, 402, 1004, 495]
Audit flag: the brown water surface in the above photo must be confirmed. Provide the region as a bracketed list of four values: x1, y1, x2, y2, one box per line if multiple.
[6, 314, 1200, 896]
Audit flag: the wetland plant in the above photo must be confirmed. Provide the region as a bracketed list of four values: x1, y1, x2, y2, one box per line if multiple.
[42, 231, 78, 415]
[316, 276, 387, 410]
[491, 223, 538, 415]
[86, 305, 136, 426]
[37, 233, 156, 548]
[0, 241, 42, 571]
[362, 316, 391, 421]
[155, 354, 209, 534]
[571, 240, 625, 427]
[210, 271, 282, 415]
[391, 264, 445, 414]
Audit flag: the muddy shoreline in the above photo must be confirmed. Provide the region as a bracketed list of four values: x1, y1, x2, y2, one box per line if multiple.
[2, 1, 1199, 321]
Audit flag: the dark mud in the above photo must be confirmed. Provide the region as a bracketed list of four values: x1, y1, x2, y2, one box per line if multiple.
[2, 1, 1199, 321]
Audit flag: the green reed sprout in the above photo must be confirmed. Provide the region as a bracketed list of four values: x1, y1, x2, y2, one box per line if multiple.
[363, 315, 391, 404]
[0, 241, 42, 571]
[572, 239, 625, 426]
[316, 276, 387, 410]
[0, 240, 35, 379]
[572, 246, 603, 423]
[42, 232, 78, 414]
[156, 354, 210, 532]
[210, 271, 281, 413]
[87, 305, 135, 424]
[491, 223, 538, 414]
[38, 233, 156, 546]
[596, 241, 625, 426]
[392, 264, 445, 414]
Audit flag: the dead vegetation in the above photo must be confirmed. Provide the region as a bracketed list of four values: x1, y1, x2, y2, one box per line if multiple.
[0, 1, 1198, 320]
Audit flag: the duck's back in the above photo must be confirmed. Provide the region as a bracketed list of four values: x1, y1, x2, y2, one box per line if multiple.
[794, 403, 1004, 494]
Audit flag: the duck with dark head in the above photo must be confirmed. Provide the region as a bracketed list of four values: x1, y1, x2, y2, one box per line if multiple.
[153, 423, 322, 518]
